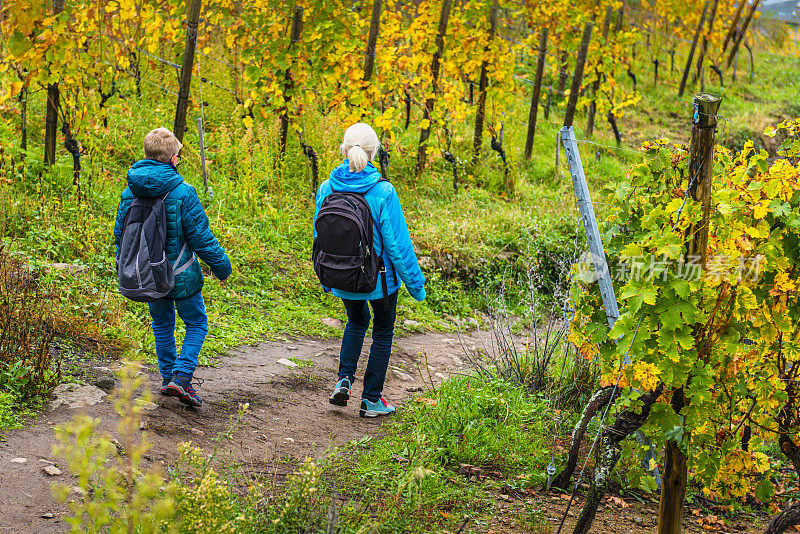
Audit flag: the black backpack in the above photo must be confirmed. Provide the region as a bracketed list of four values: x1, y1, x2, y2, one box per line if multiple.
[117, 193, 194, 302]
[312, 181, 389, 297]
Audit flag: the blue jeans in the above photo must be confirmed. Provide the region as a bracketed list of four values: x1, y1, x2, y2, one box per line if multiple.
[148, 291, 208, 380]
[339, 291, 398, 403]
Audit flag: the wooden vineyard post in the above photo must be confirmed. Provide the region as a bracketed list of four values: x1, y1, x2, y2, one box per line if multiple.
[653, 58, 660, 87]
[727, 0, 760, 68]
[279, 6, 304, 159]
[363, 0, 382, 81]
[657, 92, 722, 534]
[524, 28, 548, 160]
[19, 86, 27, 152]
[556, 50, 569, 96]
[721, 0, 748, 54]
[415, 0, 452, 177]
[686, 93, 722, 266]
[586, 7, 612, 137]
[694, 0, 720, 87]
[678, 0, 709, 97]
[544, 85, 552, 119]
[563, 22, 593, 128]
[44, 0, 65, 165]
[174, 0, 202, 143]
[472, 5, 498, 164]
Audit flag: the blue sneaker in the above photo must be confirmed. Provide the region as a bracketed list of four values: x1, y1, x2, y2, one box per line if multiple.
[360, 397, 396, 418]
[329, 377, 351, 406]
[159, 377, 171, 396]
[165, 373, 203, 407]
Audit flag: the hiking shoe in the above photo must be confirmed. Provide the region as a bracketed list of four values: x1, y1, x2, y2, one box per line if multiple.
[329, 377, 351, 406]
[360, 397, 396, 418]
[165, 373, 203, 407]
[159, 377, 171, 396]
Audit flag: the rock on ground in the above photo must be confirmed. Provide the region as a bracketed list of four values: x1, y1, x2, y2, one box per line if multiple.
[49, 383, 107, 410]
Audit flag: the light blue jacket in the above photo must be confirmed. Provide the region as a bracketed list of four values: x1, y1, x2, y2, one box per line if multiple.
[314, 161, 426, 302]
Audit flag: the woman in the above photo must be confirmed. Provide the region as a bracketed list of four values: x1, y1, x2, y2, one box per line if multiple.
[313, 123, 426, 417]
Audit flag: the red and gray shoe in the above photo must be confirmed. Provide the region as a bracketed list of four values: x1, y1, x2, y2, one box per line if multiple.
[159, 377, 170, 396]
[165, 373, 203, 407]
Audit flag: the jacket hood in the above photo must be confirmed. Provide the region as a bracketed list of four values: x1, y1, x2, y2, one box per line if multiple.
[328, 161, 382, 193]
[126, 159, 184, 197]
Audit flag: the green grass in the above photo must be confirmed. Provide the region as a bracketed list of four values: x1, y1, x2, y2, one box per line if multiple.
[330, 377, 552, 532]
[0, 391, 43, 437]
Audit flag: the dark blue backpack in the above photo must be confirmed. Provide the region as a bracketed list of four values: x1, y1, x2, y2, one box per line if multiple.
[116, 194, 194, 302]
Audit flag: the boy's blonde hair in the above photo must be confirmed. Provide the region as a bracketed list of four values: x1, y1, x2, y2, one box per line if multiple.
[143, 128, 183, 163]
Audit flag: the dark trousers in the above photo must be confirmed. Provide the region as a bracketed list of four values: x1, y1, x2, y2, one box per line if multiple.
[338, 291, 398, 402]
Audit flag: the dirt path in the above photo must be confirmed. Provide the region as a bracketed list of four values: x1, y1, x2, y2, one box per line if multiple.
[0, 330, 772, 534]
[0, 331, 480, 534]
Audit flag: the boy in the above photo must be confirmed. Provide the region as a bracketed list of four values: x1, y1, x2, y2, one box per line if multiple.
[114, 128, 231, 406]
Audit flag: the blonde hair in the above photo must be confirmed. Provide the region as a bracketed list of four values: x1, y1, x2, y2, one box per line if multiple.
[143, 128, 183, 163]
[340, 123, 379, 173]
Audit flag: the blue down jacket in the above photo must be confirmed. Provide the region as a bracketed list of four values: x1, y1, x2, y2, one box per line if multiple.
[314, 161, 426, 301]
[114, 159, 231, 300]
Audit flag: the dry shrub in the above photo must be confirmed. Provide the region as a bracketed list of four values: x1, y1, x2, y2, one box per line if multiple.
[0, 246, 60, 399]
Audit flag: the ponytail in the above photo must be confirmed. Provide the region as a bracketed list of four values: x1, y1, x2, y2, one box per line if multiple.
[340, 123, 379, 173]
[347, 145, 369, 173]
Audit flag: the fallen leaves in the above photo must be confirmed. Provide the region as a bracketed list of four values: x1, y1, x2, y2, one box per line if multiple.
[605, 495, 630, 509]
[697, 514, 727, 531]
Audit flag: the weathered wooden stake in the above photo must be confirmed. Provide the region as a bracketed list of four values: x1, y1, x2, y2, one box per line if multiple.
[415, 0, 452, 176]
[472, 5, 498, 164]
[556, 50, 569, 96]
[363, 0, 382, 81]
[653, 58, 660, 87]
[678, 1, 710, 97]
[19, 88, 27, 152]
[563, 23, 594, 128]
[44, 0, 64, 165]
[279, 6, 304, 158]
[721, 0, 747, 54]
[694, 0, 719, 85]
[586, 8, 612, 136]
[173, 0, 202, 143]
[544, 85, 552, 119]
[657, 92, 722, 534]
[727, 0, 760, 68]
[524, 28, 548, 160]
